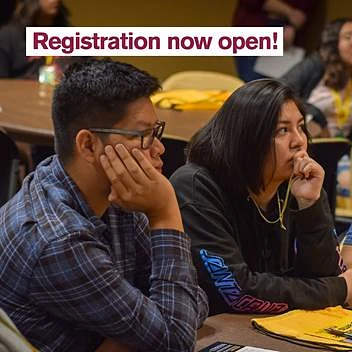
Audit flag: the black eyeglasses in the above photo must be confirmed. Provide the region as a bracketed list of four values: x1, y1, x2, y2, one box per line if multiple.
[89, 120, 165, 150]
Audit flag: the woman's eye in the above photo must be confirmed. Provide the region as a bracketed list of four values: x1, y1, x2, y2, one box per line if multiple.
[276, 127, 288, 135]
[298, 124, 305, 132]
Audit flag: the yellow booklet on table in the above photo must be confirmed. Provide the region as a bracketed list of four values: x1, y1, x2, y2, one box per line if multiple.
[252, 306, 352, 351]
[151, 89, 232, 110]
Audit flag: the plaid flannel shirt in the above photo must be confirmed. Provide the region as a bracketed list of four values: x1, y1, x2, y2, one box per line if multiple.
[0, 156, 208, 352]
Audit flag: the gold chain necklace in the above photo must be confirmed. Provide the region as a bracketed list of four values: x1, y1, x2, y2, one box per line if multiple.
[250, 176, 293, 230]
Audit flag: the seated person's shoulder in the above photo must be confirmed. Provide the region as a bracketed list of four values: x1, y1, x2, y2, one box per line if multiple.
[170, 163, 227, 208]
[170, 163, 215, 189]
[2, 161, 102, 243]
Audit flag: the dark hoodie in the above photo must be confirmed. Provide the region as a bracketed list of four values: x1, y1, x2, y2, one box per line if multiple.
[171, 162, 346, 316]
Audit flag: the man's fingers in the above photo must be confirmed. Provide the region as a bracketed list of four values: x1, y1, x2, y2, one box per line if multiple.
[114, 144, 149, 184]
[131, 148, 158, 179]
[104, 145, 142, 190]
[100, 153, 120, 184]
[100, 153, 129, 195]
[108, 187, 119, 203]
[100, 144, 157, 208]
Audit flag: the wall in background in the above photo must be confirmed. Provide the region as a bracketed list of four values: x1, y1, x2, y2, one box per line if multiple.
[64, 0, 352, 81]
[327, 0, 352, 21]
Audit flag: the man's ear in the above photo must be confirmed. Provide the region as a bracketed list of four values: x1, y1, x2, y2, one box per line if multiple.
[75, 129, 101, 163]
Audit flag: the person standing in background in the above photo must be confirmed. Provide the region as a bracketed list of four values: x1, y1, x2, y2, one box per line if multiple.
[0, 0, 87, 167]
[0, 0, 72, 79]
[282, 18, 352, 138]
[232, 0, 317, 82]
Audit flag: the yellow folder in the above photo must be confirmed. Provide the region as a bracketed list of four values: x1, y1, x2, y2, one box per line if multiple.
[252, 306, 352, 351]
[151, 89, 232, 110]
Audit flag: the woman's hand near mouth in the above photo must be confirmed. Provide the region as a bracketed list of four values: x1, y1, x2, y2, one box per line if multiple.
[290, 150, 325, 209]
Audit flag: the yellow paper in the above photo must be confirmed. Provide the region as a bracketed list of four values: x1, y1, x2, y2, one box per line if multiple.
[151, 89, 232, 110]
[252, 306, 352, 350]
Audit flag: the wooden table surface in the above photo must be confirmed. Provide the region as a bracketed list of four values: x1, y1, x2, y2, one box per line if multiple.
[0, 79, 214, 145]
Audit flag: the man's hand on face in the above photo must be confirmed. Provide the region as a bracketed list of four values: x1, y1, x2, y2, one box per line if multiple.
[100, 144, 184, 232]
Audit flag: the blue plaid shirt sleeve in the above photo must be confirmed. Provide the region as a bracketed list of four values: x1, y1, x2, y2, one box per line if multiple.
[29, 227, 208, 352]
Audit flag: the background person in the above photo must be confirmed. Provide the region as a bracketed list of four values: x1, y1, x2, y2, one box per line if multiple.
[281, 17, 352, 138]
[0, 59, 208, 351]
[232, 0, 317, 82]
[0, 0, 71, 79]
[0, 0, 88, 167]
[170, 79, 351, 316]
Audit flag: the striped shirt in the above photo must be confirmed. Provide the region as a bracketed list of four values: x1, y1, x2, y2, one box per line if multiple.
[0, 156, 208, 352]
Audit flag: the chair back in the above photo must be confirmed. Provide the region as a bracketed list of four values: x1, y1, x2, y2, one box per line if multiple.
[162, 70, 243, 91]
[309, 138, 351, 216]
[0, 308, 38, 352]
[0, 131, 20, 207]
[161, 135, 188, 178]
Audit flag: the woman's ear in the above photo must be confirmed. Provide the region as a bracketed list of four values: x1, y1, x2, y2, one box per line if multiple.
[75, 129, 102, 164]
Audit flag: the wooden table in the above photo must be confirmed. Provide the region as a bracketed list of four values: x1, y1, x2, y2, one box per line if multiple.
[196, 313, 327, 351]
[0, 80, 54, 145]
[0, 79, 214, 145]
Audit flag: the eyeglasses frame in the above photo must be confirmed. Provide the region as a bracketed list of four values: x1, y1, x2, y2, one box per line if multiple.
[88, 120, 165, 150]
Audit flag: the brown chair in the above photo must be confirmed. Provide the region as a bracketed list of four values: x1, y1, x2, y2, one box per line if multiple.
[0, 131, 20, 207]
[0, 308, 38, 352]
[309, 137, 351, 217]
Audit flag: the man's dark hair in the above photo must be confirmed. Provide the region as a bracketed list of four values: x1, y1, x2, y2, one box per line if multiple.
[187, 79, 308, 199]
[52, 59, 160, 163]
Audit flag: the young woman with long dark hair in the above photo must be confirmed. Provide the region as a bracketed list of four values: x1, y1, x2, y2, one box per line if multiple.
[171, 79, 352, 315]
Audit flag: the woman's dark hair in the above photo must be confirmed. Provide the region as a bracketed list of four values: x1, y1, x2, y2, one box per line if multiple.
[12, 0, 70, 28]
[187, 79, 307, 198]
[320, 17, 352, 90]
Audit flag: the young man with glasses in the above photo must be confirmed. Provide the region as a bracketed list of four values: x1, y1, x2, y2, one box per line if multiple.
[0, 59, 208, 352]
